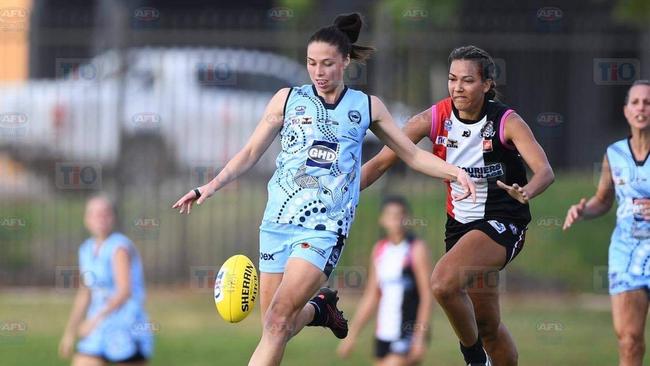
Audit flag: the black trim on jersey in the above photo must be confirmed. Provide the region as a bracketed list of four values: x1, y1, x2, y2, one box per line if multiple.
[368, 95, 373, 127]
[282, 87, 293, 117]
[451, 96, 488, 124]
[323, 235, 345, 278]
[627, 137, 650, 166]
[311, 84, 348, 110]
[481, 100, 532, 224]
[400, 240, 419, 339]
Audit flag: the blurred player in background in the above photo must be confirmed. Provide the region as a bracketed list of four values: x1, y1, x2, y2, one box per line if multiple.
[361, 45, 555, 365]
[337, 196, 432, 366]
[564, 80, 650, 366]
[58, 194, 153, 365]
[173, 13, 475, 366]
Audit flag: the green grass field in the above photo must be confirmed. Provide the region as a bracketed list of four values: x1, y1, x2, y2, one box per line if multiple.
[0, 172, 641, 364]
[1, 289, 647, 365]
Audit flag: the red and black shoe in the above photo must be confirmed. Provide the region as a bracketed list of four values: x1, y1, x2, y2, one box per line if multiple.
[307, 287, 348, 339]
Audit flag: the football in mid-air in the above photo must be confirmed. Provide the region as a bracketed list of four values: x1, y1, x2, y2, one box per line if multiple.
[214, 254, 259, 323]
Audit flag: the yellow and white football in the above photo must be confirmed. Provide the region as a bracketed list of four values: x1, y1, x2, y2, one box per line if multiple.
[214, 254, 259, 323]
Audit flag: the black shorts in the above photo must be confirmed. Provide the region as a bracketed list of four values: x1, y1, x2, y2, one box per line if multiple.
[79, 350, 148, 364]
[375, 338, 412, 359]
[445, 216, 527, 268]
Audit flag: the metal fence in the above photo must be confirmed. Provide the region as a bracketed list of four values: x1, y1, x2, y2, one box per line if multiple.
[1, 0, 648, 286]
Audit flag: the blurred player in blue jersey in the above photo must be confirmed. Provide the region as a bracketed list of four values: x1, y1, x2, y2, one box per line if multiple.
[173, 13, 475, 366]
[564, 80, 650, 366]
[59, 195, 153, 365]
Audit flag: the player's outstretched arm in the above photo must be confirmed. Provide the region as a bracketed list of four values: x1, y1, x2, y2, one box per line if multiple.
[563, 154, 615, 230]
[496, 113, 555, 204]
[337, 248, 381, 359]
[369, 95, 476, 201]
[360, 109, 431, 190]
[172, 88, 289, 214]
[59, 280, 91, 359]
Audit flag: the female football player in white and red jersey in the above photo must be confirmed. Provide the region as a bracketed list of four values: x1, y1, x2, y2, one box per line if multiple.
[361, 45, 554, 365]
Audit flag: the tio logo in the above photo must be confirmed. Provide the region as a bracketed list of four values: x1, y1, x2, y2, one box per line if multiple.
[594, 59, 640, 85]
[56, 267, 97, 290]
[345, 63, 367, 86]
[192, 166, 219, 186]
[190, 266, 219, 292]
[326, 266, 366, 290]
[56, 59, 98, 81]
[55, 163, 102, 189]
[267, 7, 293, 22]
[197, 63, 236, 86]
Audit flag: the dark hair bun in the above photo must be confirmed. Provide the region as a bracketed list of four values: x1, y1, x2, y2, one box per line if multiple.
[334, 13, 362, 44]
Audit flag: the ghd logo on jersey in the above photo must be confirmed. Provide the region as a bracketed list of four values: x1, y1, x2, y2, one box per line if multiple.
[306, 140, 338, 169]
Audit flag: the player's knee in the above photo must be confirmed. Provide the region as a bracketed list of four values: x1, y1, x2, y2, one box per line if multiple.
[430, 272, 463, 302]
[263, 300, 297, 339]
[477, 319, 499, 343]
[617, 332, 645, 358]
[506, 346, 519, 366]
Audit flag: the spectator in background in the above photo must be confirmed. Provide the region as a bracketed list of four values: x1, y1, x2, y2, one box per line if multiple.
[59, 194, 153, 365]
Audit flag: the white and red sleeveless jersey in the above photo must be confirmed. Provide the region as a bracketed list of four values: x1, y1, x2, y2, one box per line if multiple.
[429, 97, 531, 224]
[373, 237, 419, 341]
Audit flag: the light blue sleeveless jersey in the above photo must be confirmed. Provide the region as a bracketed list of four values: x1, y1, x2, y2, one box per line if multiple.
[606, 138, 650, 293]
[76, 232, 153, 361]
[261, 85, 372, 237]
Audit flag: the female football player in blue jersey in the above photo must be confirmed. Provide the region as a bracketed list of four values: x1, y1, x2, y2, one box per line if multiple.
[564, 80, 650, 366]
[172, 13, 475, 366]
[59, 195, 153, 365]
